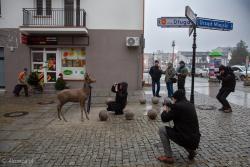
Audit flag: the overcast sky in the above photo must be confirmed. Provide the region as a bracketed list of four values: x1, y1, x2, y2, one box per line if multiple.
[144, 0, 250, 53]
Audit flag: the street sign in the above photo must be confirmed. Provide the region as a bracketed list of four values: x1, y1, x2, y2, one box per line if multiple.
[185, 6, 196, 26]
[189, 26, 194, 36]
[157, 17, 192, 28]
[196, 17, 233, 31]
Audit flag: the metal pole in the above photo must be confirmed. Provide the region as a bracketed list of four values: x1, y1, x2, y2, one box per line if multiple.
[172, 41, 175, 64]
[190, 27, 196, 104]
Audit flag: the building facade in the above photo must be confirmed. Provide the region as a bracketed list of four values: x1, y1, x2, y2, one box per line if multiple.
[0, 0, 144, 93]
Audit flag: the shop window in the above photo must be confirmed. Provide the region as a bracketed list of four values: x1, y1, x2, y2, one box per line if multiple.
[61, 48, 86, 80]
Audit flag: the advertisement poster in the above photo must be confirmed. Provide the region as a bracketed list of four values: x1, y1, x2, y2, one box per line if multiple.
[61, 48, 86, 80]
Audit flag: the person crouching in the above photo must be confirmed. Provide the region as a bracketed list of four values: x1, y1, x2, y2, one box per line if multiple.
[157, 90, 201, 164]
[107, 82, 128, 115]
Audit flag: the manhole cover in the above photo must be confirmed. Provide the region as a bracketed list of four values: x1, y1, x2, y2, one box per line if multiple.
[37, 100, 55, 105]
[197, 105, 216, 110]
[4, 111, 29, 117]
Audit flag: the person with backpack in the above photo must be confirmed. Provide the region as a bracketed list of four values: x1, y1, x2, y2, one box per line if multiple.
[216, 65, 236, 113]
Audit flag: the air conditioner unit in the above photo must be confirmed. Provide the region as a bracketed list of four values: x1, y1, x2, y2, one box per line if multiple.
[126, 37, 140, 47]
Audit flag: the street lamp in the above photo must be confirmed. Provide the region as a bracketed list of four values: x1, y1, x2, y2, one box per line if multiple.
[172, 40, 175, 64]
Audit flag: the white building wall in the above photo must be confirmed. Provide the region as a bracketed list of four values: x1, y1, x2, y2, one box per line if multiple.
[0, 0, 144, 30]
[0, 0, 33, 28]
[82, 0, 143, 30]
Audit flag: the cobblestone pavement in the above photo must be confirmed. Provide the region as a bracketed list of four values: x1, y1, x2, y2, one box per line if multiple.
[0, 91, 249, 167]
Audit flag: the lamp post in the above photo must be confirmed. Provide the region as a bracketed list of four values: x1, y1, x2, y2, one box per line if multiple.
[172, 40, 175, 64]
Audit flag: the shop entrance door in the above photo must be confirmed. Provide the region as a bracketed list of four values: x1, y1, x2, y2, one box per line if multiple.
[45, 52, 57, 83]
[31, 49, 59, 83]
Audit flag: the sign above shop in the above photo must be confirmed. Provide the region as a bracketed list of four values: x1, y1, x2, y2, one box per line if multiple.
[25, 36, 57, 45]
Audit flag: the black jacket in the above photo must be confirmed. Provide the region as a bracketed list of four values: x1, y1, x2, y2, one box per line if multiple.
[149, 66, 162, 81]
[161, 99, 201, 150]
[217, 70, 236, 92]
[111, 84, 127, 109]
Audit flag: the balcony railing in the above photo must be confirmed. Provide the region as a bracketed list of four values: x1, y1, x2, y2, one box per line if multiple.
[23, 8, 86, 27]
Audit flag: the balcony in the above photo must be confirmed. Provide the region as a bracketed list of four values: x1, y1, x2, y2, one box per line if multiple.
[20, 8, 88, 35]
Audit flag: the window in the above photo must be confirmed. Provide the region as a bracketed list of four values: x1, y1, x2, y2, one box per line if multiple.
[36, 0, 51, 16]
[61, 48, 86, 80]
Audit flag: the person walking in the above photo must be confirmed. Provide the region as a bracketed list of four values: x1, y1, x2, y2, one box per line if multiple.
[164, 63, 176, 98]
[149, 60, 162, 97]
[176, 61, 188, 92]
[157, 90, 201, 164]
[13, 68, 29, 96]
[216, 65, 236, 113]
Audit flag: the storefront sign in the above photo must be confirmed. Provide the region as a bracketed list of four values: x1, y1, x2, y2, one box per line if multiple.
[28, 36, 57, 45]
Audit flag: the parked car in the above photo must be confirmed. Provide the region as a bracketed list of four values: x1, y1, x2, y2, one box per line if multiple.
[231, 65, 250, 81]
[195, 68, 209, 77]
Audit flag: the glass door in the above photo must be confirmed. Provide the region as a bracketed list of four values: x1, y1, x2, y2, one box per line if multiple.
[31, 49, 59, 83]
[45, 52, 57, 83]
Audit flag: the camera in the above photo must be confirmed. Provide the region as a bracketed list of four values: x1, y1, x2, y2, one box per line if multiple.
[163, 98, 172, 106]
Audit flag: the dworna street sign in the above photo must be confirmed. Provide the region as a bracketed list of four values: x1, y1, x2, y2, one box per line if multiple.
[157, 17, 192, 28]
[185, 6, 196, 26]
[196, 17, 233, 31]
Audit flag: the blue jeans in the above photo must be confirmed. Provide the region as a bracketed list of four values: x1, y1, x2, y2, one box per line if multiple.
[166, 81, 174, 98]
[152, 80, 160, 96]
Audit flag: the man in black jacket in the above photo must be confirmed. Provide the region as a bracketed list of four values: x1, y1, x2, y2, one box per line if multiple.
[149, 60, 162, 97]
[157, 90, 201, 164]
[107, 82, 128, 115]
[216, 65, 236, 113]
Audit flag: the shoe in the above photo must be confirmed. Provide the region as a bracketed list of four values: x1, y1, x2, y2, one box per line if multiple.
[156, 95, 161, 98]
[218, 107, 224, 111]
[224, 108, 232, 113]
[157, 156, 174, 164]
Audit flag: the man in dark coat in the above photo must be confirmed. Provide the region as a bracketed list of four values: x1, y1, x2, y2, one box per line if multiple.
[149, 60, 162, 97]
[177, 61, 188, 92]
[216, 65, 236, 113]
[107, 82, 128, 115]
[157, 90, 201, 164]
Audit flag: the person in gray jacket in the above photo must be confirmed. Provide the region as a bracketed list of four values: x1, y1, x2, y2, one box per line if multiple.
[164, 63, 176, 98]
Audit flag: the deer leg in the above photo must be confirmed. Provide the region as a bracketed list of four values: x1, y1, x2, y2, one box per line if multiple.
[60, 103, 67, 122]
[83, 101, 89, 120]
[57, 103, 62, 120]
[80, 100, 84, 122]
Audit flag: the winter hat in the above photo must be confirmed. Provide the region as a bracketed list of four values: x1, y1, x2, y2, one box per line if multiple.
[219, 65, 226, 71]
[172, 89, 186, 101]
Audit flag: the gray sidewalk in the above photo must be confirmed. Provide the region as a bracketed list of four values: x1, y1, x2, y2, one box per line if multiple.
[0, 91, 249, 167]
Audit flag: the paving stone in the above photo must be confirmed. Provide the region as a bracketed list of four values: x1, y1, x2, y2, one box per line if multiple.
[0, 141, 21, 152]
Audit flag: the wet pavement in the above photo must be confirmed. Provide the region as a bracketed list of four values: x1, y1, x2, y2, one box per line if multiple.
[0, 86, 249, 167]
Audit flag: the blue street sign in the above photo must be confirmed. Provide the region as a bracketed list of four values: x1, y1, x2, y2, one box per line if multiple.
[196, 17, 233, 31]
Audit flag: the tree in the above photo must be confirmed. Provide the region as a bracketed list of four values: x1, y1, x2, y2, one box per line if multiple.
[229, 40, 249, 65]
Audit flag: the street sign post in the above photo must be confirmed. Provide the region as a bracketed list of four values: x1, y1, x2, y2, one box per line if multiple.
[157, 6, 233, 104]
[157, 17, 192, 28]
[185, 6, 197, 104]
[196, 17, 233, 31]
